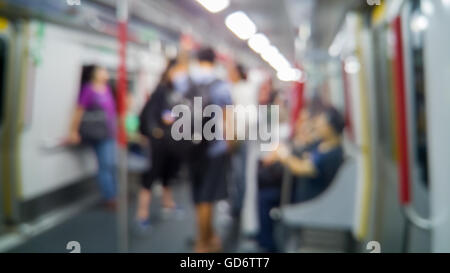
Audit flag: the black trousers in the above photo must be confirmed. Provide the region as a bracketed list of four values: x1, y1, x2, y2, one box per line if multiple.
[141, 137, 181, 190]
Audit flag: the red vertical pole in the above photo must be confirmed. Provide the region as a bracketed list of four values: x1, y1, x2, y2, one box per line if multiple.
[116, 0, 128, 253]
[392, 16, 411, 205]
[117, 9, 128, 147]
[290, 81, 305, 137]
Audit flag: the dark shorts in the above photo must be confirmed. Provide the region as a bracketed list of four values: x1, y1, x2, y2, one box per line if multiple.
[141, 137, 181, 190]
[189, 153, 229, 204]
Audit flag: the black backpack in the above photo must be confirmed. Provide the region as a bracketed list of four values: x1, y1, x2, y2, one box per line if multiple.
[171, 78, 222, 159]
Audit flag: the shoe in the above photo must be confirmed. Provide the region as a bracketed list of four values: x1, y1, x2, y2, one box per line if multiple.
[209, 235, 223, 253]
[161, 205, 185, 220]
[193, 235, 223, 253]
[100, 200, 117, 212]
[133, 219, 152, 235]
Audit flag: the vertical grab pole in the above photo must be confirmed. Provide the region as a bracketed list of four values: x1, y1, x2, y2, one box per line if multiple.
[392, 15, 411, 253]
[116, 0, 128, 253]
[392, 16, 411, 206]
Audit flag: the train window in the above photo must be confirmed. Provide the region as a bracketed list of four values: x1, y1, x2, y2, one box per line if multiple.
[0, 37, 6, 127]
[409, 0, 429, 188]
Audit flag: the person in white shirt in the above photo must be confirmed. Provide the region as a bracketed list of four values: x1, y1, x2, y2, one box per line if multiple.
[227, 63, 259, 226]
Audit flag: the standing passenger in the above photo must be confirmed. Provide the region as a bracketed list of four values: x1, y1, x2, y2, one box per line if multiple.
[135, 59, 185, 230]
[227, 62, 254, 219]
[174, 47, 233, 252]
[67, 65, 118, 209]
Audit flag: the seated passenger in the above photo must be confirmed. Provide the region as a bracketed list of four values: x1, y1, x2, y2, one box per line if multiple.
[278, 107, 345, 203]
[256, 106, 345, 252]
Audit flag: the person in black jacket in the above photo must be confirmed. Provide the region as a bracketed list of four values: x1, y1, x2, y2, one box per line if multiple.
[256, 106, 345, 252]
[135, 58, 186, 229]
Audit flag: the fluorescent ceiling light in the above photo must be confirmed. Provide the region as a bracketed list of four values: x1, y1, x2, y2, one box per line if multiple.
[269, 53, 290, 72]
[344, 56, 360, 74]
[260, 46, 290, 71]
[260, 45, 279, 63]
[298, 23, 311, 41]
[328, 31, 345, 57]
[277, 68, 302, 82]
[328, 44, 340, 57]
[225, 11, 257, 40]
[195, 0, 229, 13]
[411, 13, 429, 32]
[248, 33, 270, 54]
[421, 0, 434, 15]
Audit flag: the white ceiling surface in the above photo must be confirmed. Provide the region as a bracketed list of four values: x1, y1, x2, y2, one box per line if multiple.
[175, 0, 364, 64]
[92, 0, 364, 68]
[228, 0, 299, 63]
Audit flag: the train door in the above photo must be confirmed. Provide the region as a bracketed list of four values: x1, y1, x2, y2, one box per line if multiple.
[339, 12, 377, 247]
[369, 21, 408, 252]
[398, 0, 431, 252]
[422, 0, 450, 252]
[0, 19, 7, 232]
[0, 17, 20, 229]
[368, 1, 433, 252]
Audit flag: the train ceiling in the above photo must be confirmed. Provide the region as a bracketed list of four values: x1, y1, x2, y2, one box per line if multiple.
[162, 0, 367, 64]
[90, 0, 366, 66]
[0, 0, 369, 68]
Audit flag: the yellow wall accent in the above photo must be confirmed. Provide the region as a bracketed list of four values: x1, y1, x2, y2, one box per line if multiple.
[0, 17, 13, 219]
[0, 21, 29, 220]
[372, 1, 387, 26]
[0, 17, 8, 32]
[355, 16, 374, 241]
[15, 23, 30, 198]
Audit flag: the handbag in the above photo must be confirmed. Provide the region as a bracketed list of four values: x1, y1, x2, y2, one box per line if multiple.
[79, 104, 110, 142]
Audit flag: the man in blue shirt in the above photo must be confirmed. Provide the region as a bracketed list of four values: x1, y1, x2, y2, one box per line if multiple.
[256, 106, 345, 252]
[173, 47, 233, 253]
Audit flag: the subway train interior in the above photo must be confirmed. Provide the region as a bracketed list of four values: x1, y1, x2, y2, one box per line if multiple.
[0, 0, 449, 254]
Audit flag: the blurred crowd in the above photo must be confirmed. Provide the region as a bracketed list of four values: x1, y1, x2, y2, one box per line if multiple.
[66, 44, 345, 253]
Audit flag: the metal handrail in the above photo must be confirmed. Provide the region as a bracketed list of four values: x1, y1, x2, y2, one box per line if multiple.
[403, 205, 432, 230]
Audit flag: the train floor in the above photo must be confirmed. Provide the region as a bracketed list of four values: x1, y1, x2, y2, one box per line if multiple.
[3, 179, 253, 253]
[1, 178, 354, 253]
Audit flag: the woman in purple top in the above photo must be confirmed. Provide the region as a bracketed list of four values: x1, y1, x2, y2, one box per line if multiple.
[67, 65, 118, 209]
